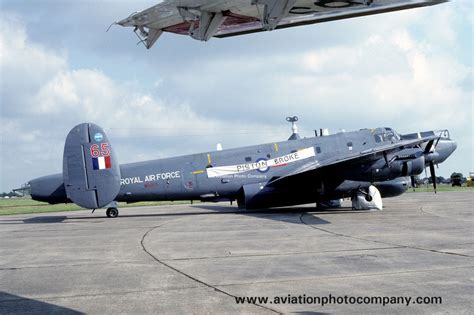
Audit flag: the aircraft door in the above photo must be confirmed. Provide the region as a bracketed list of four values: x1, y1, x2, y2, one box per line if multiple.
[181, 162, 198, 191]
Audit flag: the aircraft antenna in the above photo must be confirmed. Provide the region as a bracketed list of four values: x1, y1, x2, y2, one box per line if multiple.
[106, 22, 118, 32]
[286, 116, 300, 140]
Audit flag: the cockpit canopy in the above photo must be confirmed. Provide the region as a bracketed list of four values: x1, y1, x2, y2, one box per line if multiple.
[401, 129, 451, 141]
[373, 127, 401, 143]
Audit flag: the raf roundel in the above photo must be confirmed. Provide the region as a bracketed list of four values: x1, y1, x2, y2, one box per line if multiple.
[256, 158, 270, 173]
[94, 133, 104, 142]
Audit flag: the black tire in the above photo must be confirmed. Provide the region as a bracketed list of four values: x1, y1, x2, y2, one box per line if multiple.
[106, 207, 119, 218]
[365, 195, 373, 202]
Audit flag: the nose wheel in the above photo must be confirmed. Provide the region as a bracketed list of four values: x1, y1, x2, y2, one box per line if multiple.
[106, 207, 119, 218]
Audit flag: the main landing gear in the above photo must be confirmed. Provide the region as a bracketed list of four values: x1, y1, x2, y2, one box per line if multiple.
[351, 185, 383, 210]
[106, 207, 119, 218]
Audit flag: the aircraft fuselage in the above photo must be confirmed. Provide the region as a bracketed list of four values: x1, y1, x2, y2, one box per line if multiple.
[29, 126, 456, 210]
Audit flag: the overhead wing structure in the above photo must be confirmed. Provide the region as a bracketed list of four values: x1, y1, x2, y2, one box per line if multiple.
[268, 134, 439, 186]
[116, 0, 446, 48]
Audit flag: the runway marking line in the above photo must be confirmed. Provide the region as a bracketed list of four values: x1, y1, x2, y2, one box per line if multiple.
[140, 220, 282, 314]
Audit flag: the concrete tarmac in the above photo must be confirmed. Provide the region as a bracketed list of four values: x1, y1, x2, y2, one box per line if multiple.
[0, 191, 473, 314]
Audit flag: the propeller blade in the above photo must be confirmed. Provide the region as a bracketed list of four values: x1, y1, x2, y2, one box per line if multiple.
[383, 152, 389, 167]
[410, 176, 416, 192]
[434, 136, 441, 149]
[429, 161, 437, 194]
[424, 139, 435, 154]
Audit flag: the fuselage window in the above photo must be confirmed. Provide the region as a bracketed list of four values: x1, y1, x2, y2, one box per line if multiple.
[245, 156, 252, 162]
[316, 147, 322, 153]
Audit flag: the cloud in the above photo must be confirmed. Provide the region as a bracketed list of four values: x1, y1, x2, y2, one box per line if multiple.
[0, 2, 472, 192]
[167, 25, 470, 129]
[0, 14, 67, 118]
[162, 4, 472, 175]
[0, 13, 284, 191]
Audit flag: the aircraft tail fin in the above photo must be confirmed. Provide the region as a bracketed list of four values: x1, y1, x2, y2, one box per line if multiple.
[63, 123, 121, 209]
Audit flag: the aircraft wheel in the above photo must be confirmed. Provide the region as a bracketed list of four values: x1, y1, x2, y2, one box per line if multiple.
[106, 207, 119, 218]
[365, 195, 373, 202]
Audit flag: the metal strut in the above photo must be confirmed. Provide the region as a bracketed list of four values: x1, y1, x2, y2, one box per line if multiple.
[178, 7, 227, 41]
[251, 0, 297, 30]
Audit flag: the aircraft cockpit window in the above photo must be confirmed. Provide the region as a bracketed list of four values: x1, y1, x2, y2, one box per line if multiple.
[401, 133, 419, 140]
[386, 131, 400, 142]
[420, 131, 435, 138]
[374, 128, 400, 143]
[435, 129, 450, 139]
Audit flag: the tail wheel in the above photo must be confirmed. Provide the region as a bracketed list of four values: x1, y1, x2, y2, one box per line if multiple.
[106, 207, 119, 218]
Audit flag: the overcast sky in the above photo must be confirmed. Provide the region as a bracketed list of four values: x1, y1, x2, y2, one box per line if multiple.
[0, 0, 472, 192]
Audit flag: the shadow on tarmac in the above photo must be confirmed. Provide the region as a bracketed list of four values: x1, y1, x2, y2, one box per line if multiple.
[0, 291, 83, 314]
[0, 205, 371, 225]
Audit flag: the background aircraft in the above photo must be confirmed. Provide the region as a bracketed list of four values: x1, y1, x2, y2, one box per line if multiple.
[115, 0, 447, 48]
[27, 120, 456, 217]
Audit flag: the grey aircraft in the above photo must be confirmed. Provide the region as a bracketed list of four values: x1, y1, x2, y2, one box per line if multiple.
[26, 119, 456, 217]
[114, 0, 447, 49]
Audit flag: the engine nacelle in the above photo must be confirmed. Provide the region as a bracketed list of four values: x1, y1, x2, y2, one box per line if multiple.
[400, 156, 425, 176]
[237, 182, 316, 210]
[237, 183, 278, 210]
[374, 177, 409, 198]
[371, 149, 425, 181]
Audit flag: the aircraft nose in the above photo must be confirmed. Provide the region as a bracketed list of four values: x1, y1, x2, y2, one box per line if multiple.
[450, 140, 457, 153]
[434, 139, 457, 164]
[444, 139, 457, 156]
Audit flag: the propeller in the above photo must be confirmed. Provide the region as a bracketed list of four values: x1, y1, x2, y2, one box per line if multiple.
[429, 161, 437, 194]
[422, 136, 442, 193]
[410, 176, 416, 192]
[383, 152, 389, 167]
[424, 139, 435, 154]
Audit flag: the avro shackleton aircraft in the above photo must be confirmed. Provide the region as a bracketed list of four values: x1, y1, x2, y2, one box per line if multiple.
[115, 0, 447, 48]
[28, 120, 456, 217]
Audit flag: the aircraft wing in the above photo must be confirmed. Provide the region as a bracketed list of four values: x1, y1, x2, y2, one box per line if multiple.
[268, 134, 439, 185]
[116, 0, 447, 49]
